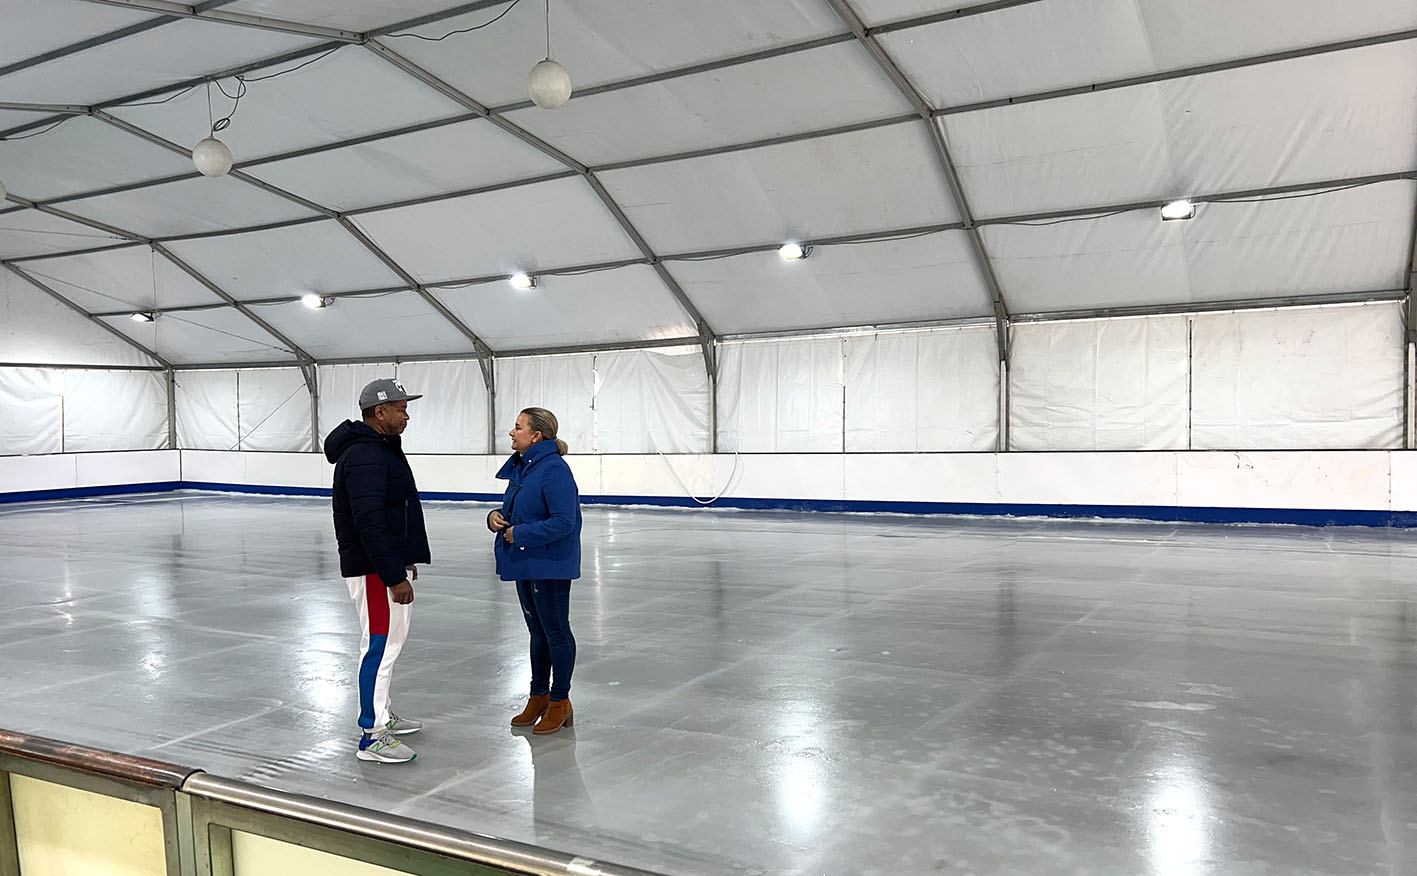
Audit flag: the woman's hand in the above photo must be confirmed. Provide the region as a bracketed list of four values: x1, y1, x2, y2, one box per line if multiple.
[489, 510, 509, 531]
[503, 526, 515, 544]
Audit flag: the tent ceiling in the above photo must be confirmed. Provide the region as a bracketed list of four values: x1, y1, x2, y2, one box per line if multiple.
[0, 0, 1412, 366]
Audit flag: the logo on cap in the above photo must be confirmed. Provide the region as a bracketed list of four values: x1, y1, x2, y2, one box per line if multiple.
[377, 391, 388, 401]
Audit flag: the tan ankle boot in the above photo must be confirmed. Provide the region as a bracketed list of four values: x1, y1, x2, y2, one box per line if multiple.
[511, 694, 550, 728]
[533, 699, 573, 735]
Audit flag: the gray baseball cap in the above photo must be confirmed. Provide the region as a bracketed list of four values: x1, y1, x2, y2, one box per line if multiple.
[359, 378, 423, 410]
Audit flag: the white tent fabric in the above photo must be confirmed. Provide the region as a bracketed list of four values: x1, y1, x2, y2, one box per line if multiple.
[109, 48, 467, 166]
[249, 292, 476, 360]
[670, 234, 990, 335]
[101, 308, 295, 365]
[504, 42, 910, 166]
[1190, 303, 1404, 450]
[0, 368, 63, 455]
[594, 348, 710, 454]
[317, 363, 389, 443]
[237, 368, 313, 452]
[164, 221, 404, 301]
[351, 176, 641, 285]
[844, 327, 1000, 451]
[395, 359, 491, 455]
[62, 369, 167, 452]
[2, 0, 1417, 459]
[0, 270, 157, 368]
[433, 266, 696, 351]
[599, 123, 960, 254]
[1009, 317, 1189, 451]
[19, 246, 222, 312]
[246, 119, 566, 213]
[718, 338, 846, 453]
[494, 354, 595, 456]
[175, 370, 238, 451]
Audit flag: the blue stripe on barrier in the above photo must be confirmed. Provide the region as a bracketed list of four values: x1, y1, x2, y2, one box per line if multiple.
[0, 482, 181, 505]
[3, 480, 1415, 527]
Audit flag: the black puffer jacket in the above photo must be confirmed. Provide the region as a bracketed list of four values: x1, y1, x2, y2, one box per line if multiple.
[324, 420, 431, 587]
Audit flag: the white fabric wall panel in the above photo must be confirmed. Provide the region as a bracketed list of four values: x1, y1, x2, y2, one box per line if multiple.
[717, 338, 845, 453]
[494, 354, 595, 457]
[317, 363, 390, 444]
[844, 329, 1000, 452]
[1010, 318, 1189, 451]
[0, 368, 62, 455]
[1191, 304, 1403, 449]
[594, 348, 710, 454]
[395, 359, 490, 455]
[237, 368, 312, 452]
[175, 370, 238, 451]
[61, 370, 167, 452]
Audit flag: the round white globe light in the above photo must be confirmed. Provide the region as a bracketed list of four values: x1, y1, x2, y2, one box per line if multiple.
[528, 59, 572, 109]
[192, 137, 233, 177]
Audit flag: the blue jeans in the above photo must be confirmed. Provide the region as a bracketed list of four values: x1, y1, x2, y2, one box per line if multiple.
[516, 579, 575, 701]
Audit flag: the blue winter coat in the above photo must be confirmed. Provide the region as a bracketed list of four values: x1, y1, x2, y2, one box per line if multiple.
[493, 439, 582, 581]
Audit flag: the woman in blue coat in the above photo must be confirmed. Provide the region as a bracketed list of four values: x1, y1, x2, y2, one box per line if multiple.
[487, 407, 583, 735]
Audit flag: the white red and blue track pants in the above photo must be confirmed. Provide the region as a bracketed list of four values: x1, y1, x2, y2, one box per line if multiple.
[347, 573, 412, 732]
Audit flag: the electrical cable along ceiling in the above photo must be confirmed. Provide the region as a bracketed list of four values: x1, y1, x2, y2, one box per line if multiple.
[0, 0, 1413, 367]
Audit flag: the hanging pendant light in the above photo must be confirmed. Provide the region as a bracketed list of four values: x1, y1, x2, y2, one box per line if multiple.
[193, 81, 234, 177]
[527, 0, 571, 109]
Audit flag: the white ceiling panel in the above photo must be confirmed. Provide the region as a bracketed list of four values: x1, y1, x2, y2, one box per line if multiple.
[1134, 0, 1417, 71]
[99, 307, 297, 364]
[164, 220, 403, 300]
[248, 291, 480, 359]
[351, 175, 640, 284]
[432, 265, 696, 350]
[852, 1, 989, 26]
[245, 118, 567, 212]
[19, 246, 223, 312]
[0, 116, 194, 201]
[0, 0, 158, 65]
[388, 0, 847, 108]
[220, 0, 464, 31]
[671, 232, 991, 334]
[0, 211, 129, 259]
[599, 122, 960, 253]
[503, 42, 910, 166]
[947, 41, 1417, 218]
[881, 0, 1417, 109]
[0, 268, 159, 368]
[109, 47, 468, 164]
[0, 19, 320, 105]
[0, 109, 64, 132]
[60, 176, 320, 238]
[983, 181, 1416, 314]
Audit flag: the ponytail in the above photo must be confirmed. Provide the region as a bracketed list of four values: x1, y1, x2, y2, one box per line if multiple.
[521, 407, 568, 455]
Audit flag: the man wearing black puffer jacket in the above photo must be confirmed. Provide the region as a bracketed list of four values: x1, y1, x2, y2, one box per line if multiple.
[324, 378, 431, 764]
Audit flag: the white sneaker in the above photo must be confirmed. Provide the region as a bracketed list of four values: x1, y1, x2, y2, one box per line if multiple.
[386, 711, 422, 735]
[356, 728, 417, 763]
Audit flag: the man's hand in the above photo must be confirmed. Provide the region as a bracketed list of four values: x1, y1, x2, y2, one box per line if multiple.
[489, 510, 509, 531]
[390, 580, 414, 604]
[503, 526, 515, 544]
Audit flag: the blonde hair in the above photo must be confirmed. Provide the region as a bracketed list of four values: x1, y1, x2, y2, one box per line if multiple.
[521, 407, 568, 456]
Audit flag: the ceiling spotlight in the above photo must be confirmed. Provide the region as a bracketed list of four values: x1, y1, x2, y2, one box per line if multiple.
[302, 294, 331, 310]
[778, 242, 811, 261]
[1160, 199, 1196, 221]
[509, 272, 536, 291]
[193, 136, 233, 177]
[130, 312, 155, 323]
